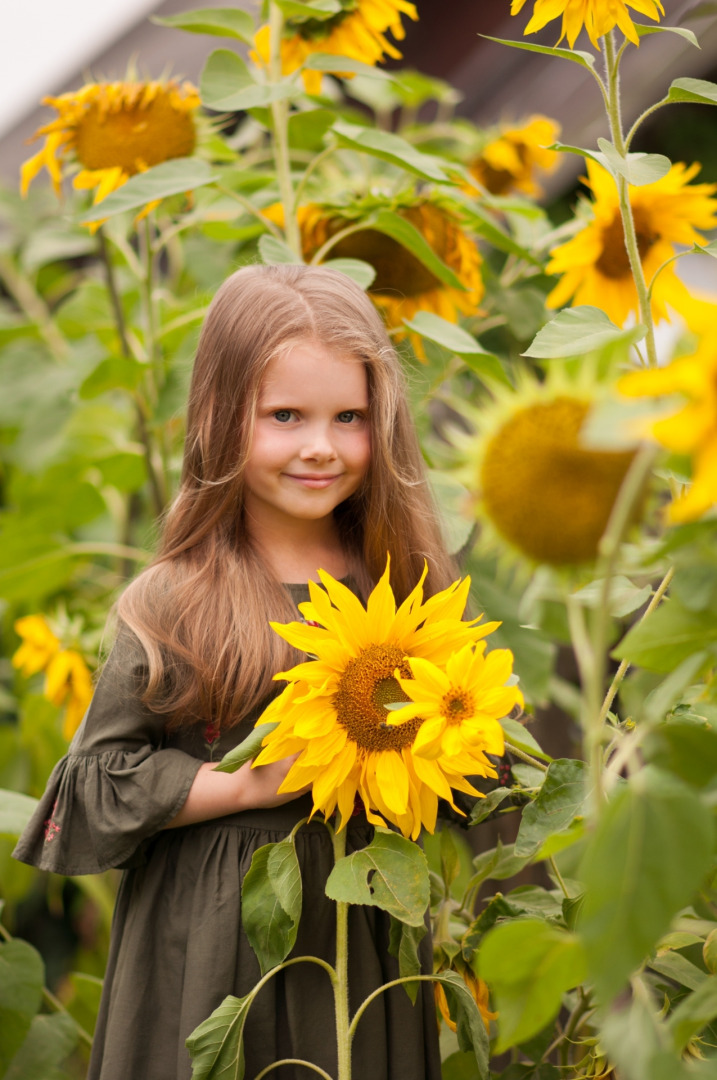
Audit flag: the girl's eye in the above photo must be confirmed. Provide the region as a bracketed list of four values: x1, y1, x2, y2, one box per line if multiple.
[337, 411, 360, 424]
[273, 410, 294, 423]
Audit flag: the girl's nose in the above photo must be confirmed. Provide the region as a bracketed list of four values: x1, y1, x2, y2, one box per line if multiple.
[299, 425, 337, 461]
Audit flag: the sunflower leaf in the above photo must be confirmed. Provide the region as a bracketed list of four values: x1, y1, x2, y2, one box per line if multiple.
[667, 76, 717, 106]
[321, 258, 376, 289]
[186, 992, 252, 1079]
[242, 839, 302, 975]
[388, 917, 426, 1002]
[275, 0, 342, 19]
[433, 970, 490, 1074]
[325, 829, 430, 926]
[479, 35, 596, 71]
[258, 234, 303, 265]
[330, 120, 455, 182]
[152, 8, 256, 43]
[4, 1011, 78, 1080]
[213, 722, 279, 773]
[596, 139, 672, 186]
[402, 312, 510, 387]
[0, 789, 39, 839]
[632, 23, 700, 48]
[0, 940, 44, 1074]
[523, 306, 647, 359]
[201, 50, 301, 111]
[514, 759, 590, 858]
[80, 160, 218, 223]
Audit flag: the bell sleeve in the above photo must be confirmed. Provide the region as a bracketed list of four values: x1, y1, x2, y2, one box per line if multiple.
[12, 631, 203, 876]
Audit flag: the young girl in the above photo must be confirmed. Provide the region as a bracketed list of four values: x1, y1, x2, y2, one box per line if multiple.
[14, 264, 459, 1080]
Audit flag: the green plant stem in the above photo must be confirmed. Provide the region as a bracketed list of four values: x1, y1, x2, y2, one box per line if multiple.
[331, 826, 352, 1080]
[293, 145, 337, 212]
[214, 184, 285, 239]
[604, 31, 658, 368]
[0, 921, 94, 1049]
[542, 990, 593, 1064]
[503, 739, 549, 773]
[310, 221, 372, 265]
[0, 252, 68, 361]
[548, 856, 570, 898]
[253, 1061, 334, 1080]
[268, 2, 301, 257]
[349, 975, 437, 1039]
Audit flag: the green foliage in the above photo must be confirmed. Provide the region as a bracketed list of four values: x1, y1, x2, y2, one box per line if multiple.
[325, 829, 429, 926]
[186, 992, 252, 1080]
[241, 835, 302, 975]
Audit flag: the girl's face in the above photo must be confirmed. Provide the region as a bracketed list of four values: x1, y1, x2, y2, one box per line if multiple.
[243, 340, 371, 532]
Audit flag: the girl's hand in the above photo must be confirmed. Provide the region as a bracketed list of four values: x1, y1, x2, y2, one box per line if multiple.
[234, 754, 310, 811]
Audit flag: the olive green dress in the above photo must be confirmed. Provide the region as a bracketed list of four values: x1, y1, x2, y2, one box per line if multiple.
[13, 584, 442, 1080]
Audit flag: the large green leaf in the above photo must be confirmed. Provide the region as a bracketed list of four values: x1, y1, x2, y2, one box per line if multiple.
[5, 1012, 78, 1080]
[241, 836, 302, 975]
[433, 971, 490, 1076]
[595, 139, 672, 186]
[613, 597, 717, 672]
[643, 719, 717, 790]
[478, 919, 586, 1052]
[579, 767, 714, 1002]
[0, 789, 39, 839]
[667, 77, 717, 105]
[81, 160, 218, 223]
[331, 120, 453, 182]
[325, 829, 429, 926]
[186, 993, 252, 1080]
[402, 312, 510, 387]
[0, 939, 44, 1073]
[479, 35, 596, 70]
[633, 23, 699, 47]
[152, 8, 255, 42]
[515, 760, 590, 858]
[667, 975, 717, 1053]
[214, 722, 279, 774]
[524, 306, 647, 359]
[201, 50, 301, 111]
[388, 916, 426, 1002]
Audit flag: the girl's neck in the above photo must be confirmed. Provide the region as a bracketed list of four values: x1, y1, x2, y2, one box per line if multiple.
[245, 512, 350, 584]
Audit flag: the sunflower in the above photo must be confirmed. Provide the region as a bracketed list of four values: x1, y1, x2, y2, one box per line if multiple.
[546, 160, 717, 329]
[298, 199, 484, 347]
[511, 0, 664, 49]
[253, 559, 507, 838]
[12, 615, 60, 677]
[21, 78, 201, 221]
[435, 964, 497, 1034]
[253, 0, 418, 96]
[12, 615, 93, 740]
[619, 340, 717, 522]
[386, 643, 520, 760]
[460, 374, 638, 566]
[469, 115, 561, 198]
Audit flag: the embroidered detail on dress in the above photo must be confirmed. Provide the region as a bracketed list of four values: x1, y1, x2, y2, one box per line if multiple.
[203, 720, 221, 760]
[44, 801, 61, 843]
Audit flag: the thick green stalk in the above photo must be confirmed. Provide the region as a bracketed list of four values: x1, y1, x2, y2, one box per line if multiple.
[331, 826, 351, 1080]
[268, 2, 301, 257]
[603, 32, 658, 368]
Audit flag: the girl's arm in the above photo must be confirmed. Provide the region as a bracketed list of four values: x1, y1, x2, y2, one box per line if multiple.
[165, 755, 306, 828]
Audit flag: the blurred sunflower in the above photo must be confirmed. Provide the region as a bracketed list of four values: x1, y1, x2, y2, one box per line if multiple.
[298, 199, 484, 347]
[253, 0, 418, 96]
[511, 0, 664, 49]
[12, 615, 93, 740]
[461, 373, 639, 567]
[619, 339, 717, 522]
[21, 78, 201, 223]
[253, 558, 506, 838]
[469, 115, 561, 198]
[546, 160, 717, 328]
[435, 964, 497, 1033]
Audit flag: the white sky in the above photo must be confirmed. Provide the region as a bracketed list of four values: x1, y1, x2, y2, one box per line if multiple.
[0, 0, 158, 138]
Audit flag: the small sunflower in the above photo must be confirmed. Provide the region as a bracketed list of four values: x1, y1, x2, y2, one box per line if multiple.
[12, 615, 93, 740]
[21, 78, 201, 222]
[12, 615, 60, 677]
[461, 374, 638, 567]
[619, 340, 717, 522]
[253, 0, 418, 96]
[469, 115, 561, 198]
[546, 159, 717, 329]
[387, 643, 519, 760]
[253, 558, 506, 839]
[298, 199, 484, 346]
[511, 0, 664, 49]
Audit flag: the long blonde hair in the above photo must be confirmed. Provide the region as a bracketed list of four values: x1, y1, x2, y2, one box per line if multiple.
[118, 264, 457, 728]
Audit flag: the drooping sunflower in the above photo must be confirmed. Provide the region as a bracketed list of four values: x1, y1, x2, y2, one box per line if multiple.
[619, 340, 717, 522]
[297, 199, 484, 345]
[13, 615, 94, 740]
[435, 964, 497, 1034]
[21, 78, 201, 219]
[546, 159, 717, 329]
[469, 115, 561, 198]
[511, 0, 664, 49]
[460, 373, 639, 567]
[253, 0, 418, 96]
[253, 559, 509, 839]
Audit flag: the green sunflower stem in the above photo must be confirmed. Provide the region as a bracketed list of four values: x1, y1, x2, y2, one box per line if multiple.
[603, 31, 658, 368]
[331, 825, 352, 1080]
[268, 2, 302, 259]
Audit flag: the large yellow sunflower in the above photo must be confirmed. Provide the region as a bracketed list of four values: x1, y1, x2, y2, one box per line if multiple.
[253, 0, 418, 96]
[546, 160, 717, 329]
[619, 340, 717, 522]
[21, 78, 201, 214]
[470, 115, 561, 198]
[253, 559, 506, 839]
[460, 374, 639, 567]
[298, 199, 484, 344]
[511, 0, 664, 49]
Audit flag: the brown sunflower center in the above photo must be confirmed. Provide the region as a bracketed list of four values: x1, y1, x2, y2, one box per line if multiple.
[596, 209, 659, 281]
[329, 227, 440, 296]
[442, 689, 475, 724]
[472, 143, 529, 196]
[480, 396, 637, 565]
[74, 92, 196, 174]
[334, 643, 423, 751]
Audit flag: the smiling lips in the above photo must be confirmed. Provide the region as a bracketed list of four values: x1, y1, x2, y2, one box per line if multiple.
[285, 473, 343, 488]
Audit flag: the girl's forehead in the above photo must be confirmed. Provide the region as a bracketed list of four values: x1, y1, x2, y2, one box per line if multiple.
[259, 340, 368, 396]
